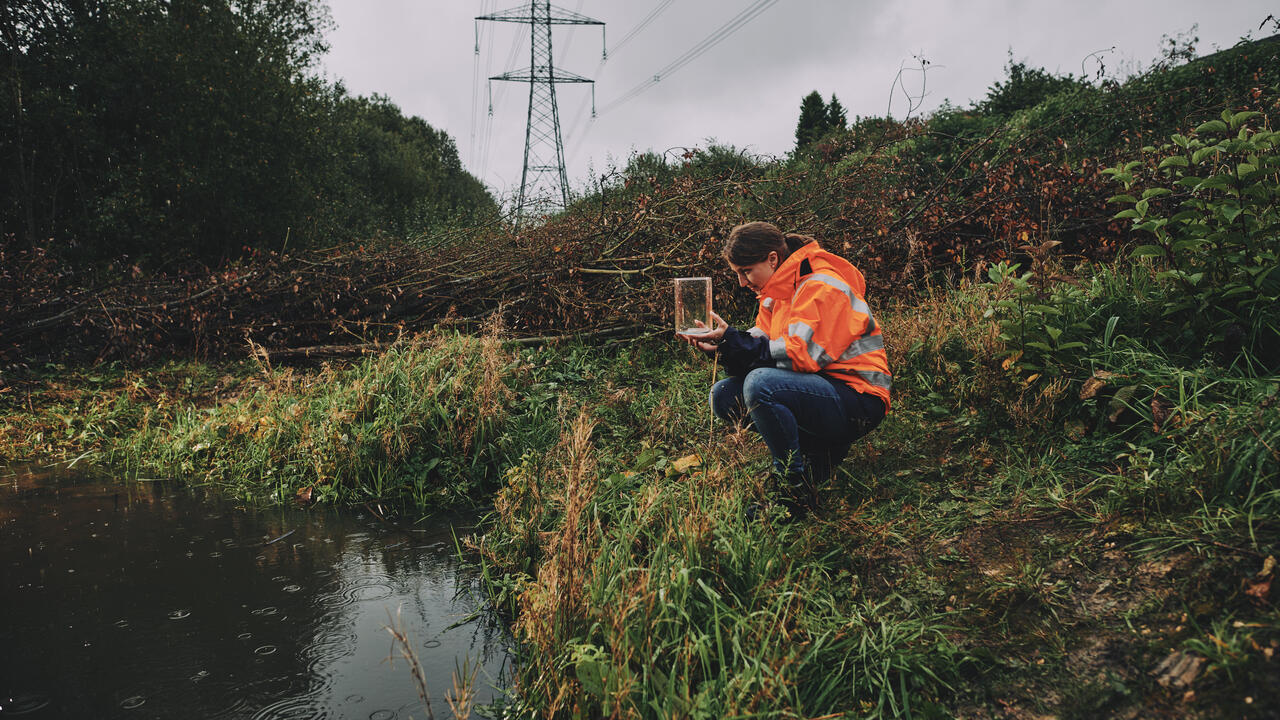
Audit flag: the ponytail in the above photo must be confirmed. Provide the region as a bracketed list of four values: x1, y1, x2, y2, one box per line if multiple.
[781, 232, 814, 256]
[723, 221, 815, 266]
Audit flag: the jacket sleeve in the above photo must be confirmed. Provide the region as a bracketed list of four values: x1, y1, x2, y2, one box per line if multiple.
[718, 326, 772, 377]
[769, 277, 873, 373]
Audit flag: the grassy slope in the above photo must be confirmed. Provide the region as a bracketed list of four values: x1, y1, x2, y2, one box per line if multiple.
[471, 275, 1278, 719]
[3, 271, 1275, 718]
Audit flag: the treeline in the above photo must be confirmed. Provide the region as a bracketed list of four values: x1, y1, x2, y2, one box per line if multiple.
[0, 0, 495, 263]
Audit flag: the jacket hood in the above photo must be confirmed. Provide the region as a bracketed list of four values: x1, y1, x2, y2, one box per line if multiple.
[758, 242, 864, 302]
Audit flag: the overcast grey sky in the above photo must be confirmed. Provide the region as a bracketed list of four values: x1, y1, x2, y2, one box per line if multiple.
[319, 1, 1273, 202]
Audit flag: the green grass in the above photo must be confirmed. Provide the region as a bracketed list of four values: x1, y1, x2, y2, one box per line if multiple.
[5, 263, 1276, 718]
[472, 271, 1278, 718]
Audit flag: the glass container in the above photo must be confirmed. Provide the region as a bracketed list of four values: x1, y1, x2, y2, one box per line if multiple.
[674, 277, 713, 336]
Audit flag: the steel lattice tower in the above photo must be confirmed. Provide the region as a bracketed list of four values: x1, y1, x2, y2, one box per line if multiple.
[477, 2, 603, 226]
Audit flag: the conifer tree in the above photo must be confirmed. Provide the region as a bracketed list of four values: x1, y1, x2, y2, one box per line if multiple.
[827, 94, 848, 130]
[795, 90, 829, 150]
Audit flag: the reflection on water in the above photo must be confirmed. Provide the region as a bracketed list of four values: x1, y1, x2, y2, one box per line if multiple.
[0, 465, 509, 719]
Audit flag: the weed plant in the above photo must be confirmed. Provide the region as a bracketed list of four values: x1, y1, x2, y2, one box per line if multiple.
[108, 329, 564, 506]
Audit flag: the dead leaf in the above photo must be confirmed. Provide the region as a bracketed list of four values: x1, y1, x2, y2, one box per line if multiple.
[1079, 377, 1108, 400]
[1079, 370, 1120, 400]
[1245, 576, 1272, 602]
[670, 453, 702, 474]
[1152, 650, 1205, 688]
[294, 486, 313, 504]
[1258, 555, 1276, 578]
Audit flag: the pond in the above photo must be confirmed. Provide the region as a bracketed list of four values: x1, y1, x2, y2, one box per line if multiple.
[0, 465, 510, 719]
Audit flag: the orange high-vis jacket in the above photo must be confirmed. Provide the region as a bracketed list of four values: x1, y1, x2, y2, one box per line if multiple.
[751, 242, 892, 409]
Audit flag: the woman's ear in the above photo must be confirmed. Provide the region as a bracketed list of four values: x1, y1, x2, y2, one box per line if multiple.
[768, 251, 779, 269]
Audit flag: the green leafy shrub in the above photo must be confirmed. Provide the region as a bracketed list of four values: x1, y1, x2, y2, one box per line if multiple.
[1105, 110, 1280, 369]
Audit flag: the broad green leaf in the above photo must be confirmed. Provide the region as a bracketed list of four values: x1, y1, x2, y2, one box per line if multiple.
[1195, 119, 1229, 135]
[1025, 341, 1053, 353]
[1197, 175, 1232, 191]
[1107, 194, 1138, 204]
[1142, 187, 1172, 198]
[1230, 110, 1262, 129]
[1113, 209, 1140, 219]
[1237, 162, 1257, 177]
[1158, 156, 1189, 169]
[1045, 326, 1062, 342]
[1191, 146, 1219, 164]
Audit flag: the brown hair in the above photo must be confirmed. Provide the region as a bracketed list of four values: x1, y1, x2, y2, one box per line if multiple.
[722, 221, 815, 266]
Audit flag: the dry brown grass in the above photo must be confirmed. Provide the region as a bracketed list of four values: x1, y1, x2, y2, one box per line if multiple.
[516, 413, 601, 655]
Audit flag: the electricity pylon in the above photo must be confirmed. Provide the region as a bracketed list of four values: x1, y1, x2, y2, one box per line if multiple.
[477, 2, 603, 227]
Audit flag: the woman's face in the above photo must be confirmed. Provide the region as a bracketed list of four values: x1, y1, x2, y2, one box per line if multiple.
[728, 251, 779, 294]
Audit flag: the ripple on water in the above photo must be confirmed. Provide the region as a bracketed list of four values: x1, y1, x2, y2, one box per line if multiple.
[302, 629, 358, 679]
[202, 695, 252, 720]
[119, 695, 146, 710]
[250, 606, 278, 617]
[323, 578, 396, 609]
[167, 609, 191, 620]
[1, 693, 52, 715]
[250, 696, 334, 720]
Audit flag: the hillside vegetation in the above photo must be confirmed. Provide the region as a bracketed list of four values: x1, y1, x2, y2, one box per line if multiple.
[2, 28, 1278, 720]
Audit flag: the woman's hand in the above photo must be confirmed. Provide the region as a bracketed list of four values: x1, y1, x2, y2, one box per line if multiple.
[676, 311, 728, 353]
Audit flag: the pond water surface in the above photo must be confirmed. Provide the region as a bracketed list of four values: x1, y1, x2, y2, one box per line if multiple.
[0, 465, 509, 719]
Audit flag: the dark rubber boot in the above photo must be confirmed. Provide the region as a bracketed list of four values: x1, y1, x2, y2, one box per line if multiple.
[778, 472, 816, 521]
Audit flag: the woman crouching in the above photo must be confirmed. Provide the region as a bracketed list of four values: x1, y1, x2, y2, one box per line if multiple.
[679, 221, 890, 519]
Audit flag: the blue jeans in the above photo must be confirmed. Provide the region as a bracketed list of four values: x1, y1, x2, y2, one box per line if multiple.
[710, 368, 884, 481]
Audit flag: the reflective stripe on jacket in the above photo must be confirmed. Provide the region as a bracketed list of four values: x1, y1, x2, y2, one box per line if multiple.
[754, 242, 892, 409]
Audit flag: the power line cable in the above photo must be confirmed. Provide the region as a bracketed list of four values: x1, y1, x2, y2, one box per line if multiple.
[557, 0, 589, 59]
[469, 0, 492, 167]
[564, 0, 675, 150]
[481, 21, 527, 184]
[598, 0, 779, 115]
[609, 0, 675, 57]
